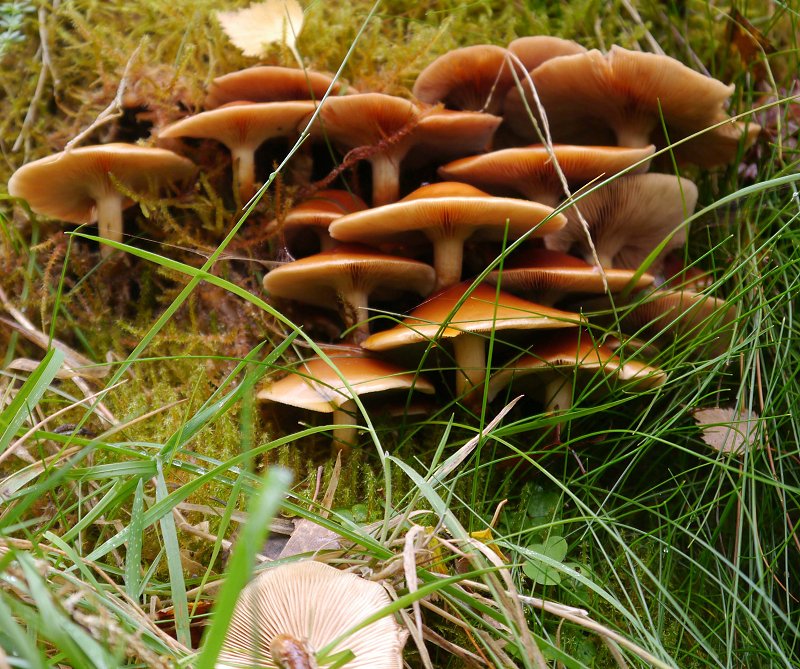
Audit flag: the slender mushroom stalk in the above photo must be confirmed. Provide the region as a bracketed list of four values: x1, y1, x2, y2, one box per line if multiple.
[95, 192, 125, 247]
[452, 332, 488, 397]
[332, 398, 358, 451]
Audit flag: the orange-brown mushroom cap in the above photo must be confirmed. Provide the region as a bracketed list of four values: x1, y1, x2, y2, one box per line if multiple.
[330, 182, 566, 289]
[438, 144, 655, 206]
[206, 66, 342, 108]
[7, 143, 195, 250]
[507, 36, 587, 71]
[412, 44, 516, 114]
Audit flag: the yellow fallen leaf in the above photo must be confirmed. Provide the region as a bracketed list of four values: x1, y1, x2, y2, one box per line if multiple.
[216, 0, 304, 58]
[692, 407, 760, 456]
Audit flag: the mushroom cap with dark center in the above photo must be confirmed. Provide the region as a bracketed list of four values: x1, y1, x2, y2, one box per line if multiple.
[257, 350, 435, 413]
[545, 173, 699, 269]
[218, 560, 405, 669]
[488, 248, 655, 296]
[487, 328, 666, 402]
[330, 182, 565, 246]
[507, 36, 587, 71]
[412, 44, 515, 113]
[206, 66, 342, 108]
[438, 144, 655, 204]
[7, 143, 195, 224]
[362, 282, 581, 350]
[160, 101, 316, 149]
[505, 46, 739, 151]
[263, 244, 436, 311]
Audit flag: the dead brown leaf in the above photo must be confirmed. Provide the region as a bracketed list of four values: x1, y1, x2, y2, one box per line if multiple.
[692, 407, 760, 456]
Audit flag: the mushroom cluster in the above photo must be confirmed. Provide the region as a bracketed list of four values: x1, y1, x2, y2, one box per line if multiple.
[7, 39, 756, 450]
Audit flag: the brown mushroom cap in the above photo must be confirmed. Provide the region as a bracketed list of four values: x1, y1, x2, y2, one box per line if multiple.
[488, 248, 654, 303]
[438, 144, 655, 206]
[487, 329, 666, 410]
[545, 173, 699, 270]
[507, 36, 587, 71]
[218, 560, 405, 668]
[159, 101, 315, 200]
[206, 66, 342, 108]
[362, 281, 581, 397]
[7, 143, 195, 251]
[505, 46, 747, 157]
[263, 244, 436, 341]
[330, 182, 566, 289]
[412, 45, 515, 114]
[257, 349, 435, 449]
[269, 189, 368, 251]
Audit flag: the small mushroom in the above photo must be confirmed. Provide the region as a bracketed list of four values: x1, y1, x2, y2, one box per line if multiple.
[487, 328, 666, 415]
[507, 36, 587, 71]
[7, 143, 195, 256]
[545, 173, 699, 270]
[362, 282, 582, 399]
[329, 182, 566, 290]
[218, 560, 405, 668]
[438, 144, 655, 206]
[257, 349, 435, 450]
[263, 244, 436, 342]
[159, 101, 316, 201]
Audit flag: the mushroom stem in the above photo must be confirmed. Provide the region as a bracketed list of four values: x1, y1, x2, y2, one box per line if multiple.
[370, 152, 401, 207]
[433, 236, 466, 290]
[613, 117, 656, 149]
[232, 146, 256, 202]
[522, 188, 560, 208]
[453, 333, 487, 399]
[95, 192, 125, 255]
[332, 399, 358, 451]
[339, 288, 371, 343]
[544, 376, 573, 415]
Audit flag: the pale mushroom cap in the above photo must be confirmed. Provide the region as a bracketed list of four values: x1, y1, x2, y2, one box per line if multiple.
[487, 328, 666, 401]
[257, 352, 435, 413]
[488, 248, 655, 294]
[438, 144, 655, 200]
[206, 66, 341, 108]
[410, 108, 503, 159]
[7, 143, 195, 224]
[217, 561, 405, 669]
[159, 101, 316, 149]
[507, 36, 587, 71]
[545, 173, 699, 269]
[412, 44, 515, 113]
[623, 289, 735, 341]
[505, 46, 736, 147]
[263, 245, 436, 309]
[361, 282, 581, 350]
[329, 182, 566, 246]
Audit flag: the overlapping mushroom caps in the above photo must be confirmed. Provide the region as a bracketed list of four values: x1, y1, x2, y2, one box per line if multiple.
[438, 144, 655, 206]
[217, 561, 405, 668]
[488, 248, 654, 304]
[362, 282, 581, 398]
[487, 328, 665, 414]
[505, 46, 759, 164]
[304, 94, 500, 206]
[257, 348, 435, 450]
[159, 101, 315, 201]
[7, 143, 195, 255]
[545, 173, 699, 269]
[507, 36, 587, 71]
[330, 182, 566, 289]
[263, 244, 436, 342]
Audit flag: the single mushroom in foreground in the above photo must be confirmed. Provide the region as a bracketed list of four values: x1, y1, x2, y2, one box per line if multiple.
[257, 349, 435, 450]
[217, 560, 405, 668]
[7, 143, 195, 255]
[361, 281, 582, 399]
[159, 101, 315, 201]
